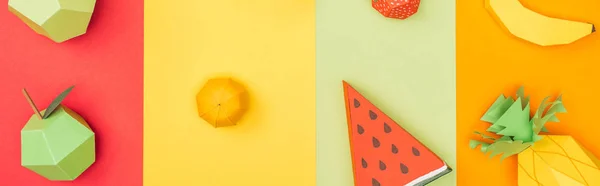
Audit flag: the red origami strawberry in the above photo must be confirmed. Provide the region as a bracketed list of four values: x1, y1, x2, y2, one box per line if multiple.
[372, 0, 421, 19]
[343, 81, 451, 186]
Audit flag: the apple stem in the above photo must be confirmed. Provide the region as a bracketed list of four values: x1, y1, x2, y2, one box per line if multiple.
[22, 88, 43, 120]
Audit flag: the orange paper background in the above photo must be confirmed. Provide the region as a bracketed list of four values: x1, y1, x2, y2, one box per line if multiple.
[457, 0, 600, 185]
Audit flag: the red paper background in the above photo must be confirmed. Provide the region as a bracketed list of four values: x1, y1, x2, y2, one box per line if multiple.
[0, 0, 143, 185]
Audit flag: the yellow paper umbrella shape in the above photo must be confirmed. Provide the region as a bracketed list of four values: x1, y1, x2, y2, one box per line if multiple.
[196, 77, 249, 127]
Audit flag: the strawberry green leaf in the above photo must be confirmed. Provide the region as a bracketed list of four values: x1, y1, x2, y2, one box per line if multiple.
[42, 86, 75, 119]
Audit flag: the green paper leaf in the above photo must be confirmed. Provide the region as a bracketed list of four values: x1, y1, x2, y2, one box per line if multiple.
[532, 134, 543, 142]
[547, 99, 566, 115]
[489, 97, 533, 142]
[42, 86, 75, 119]
[532, 95, 567, 135]
[531, 97, 550, 133]
[471, 87, 566, 161]
[474, 131, 496, 140]
[485, 139, 533, 161]
[481, 95, 515, 123]
[498, 136, 512, 141]
[516, 86, 529, 109]
[486, 125, 505, 133]
[547, 115, 560, 122]
[534, 97, 550, 118]
[469, 140, 491, 152]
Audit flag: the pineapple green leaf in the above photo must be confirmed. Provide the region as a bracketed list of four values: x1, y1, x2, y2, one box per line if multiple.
[532, 95, 566, 135]
[471, 87, 566, 161]
[516, 86, 530, 109]
[541, 126, 549, 132]
[42, 86, 75, 119]
[470, 140, 491, 152]
[469, 139, 532, 161]
[547, 115, 560, 122]
[546, 96, 566, 116]
[533, 97, 550, 119]
[474, 131, 496, 140]
[531, 133, 543, 142]
[486, 125, 505, 133]
[485, 139, 533, 161]
[481, 95, 515, 123]
[489, 97, 533, 142]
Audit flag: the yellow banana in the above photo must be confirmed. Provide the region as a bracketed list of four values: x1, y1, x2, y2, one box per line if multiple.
[485, 0, 595, 46]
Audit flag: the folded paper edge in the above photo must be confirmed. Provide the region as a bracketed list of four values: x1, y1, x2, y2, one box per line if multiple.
[406, 163, 452, 186]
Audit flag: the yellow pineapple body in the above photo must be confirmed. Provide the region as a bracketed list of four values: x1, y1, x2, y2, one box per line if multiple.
[518, 135, 600, 186]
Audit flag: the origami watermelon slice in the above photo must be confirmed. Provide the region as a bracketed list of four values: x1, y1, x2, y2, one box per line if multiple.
[343, 81, 451, 186]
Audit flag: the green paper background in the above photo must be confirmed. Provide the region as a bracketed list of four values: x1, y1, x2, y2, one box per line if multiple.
[316, 0, 456, 185]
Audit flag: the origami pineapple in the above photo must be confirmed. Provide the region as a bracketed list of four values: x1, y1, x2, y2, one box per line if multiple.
[470, 87, 600, 185]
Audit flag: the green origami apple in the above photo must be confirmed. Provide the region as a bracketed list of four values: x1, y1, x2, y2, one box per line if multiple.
[21, 86, 95, 181]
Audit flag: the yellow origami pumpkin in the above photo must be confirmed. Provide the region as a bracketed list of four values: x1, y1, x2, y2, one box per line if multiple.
[196, 77, 249, 127]
[470, 87, 600, 186]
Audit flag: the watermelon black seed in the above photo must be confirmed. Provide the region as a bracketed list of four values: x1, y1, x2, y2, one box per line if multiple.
[383, 123, 391, 133]
[372, 137, 380, 148]
[379, 161, 387, 170]
[400, 163, 409, 174]
[357, 124, 365, 134]
[369, 110, 377, 120]
[412, 147, 420, 156]
[361, 158, 368, 168]
[391, 144, 398, 154]
[372, 178, 381, 186]
[353, 99, 360, 108]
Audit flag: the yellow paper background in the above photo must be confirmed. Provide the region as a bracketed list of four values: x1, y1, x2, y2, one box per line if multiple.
[143, 0, 315, 185]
